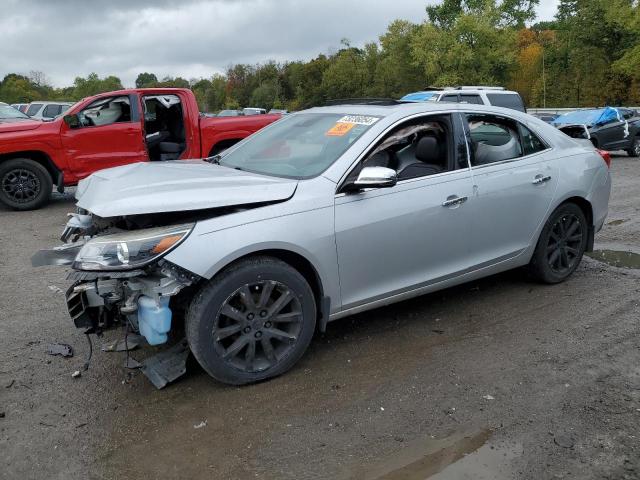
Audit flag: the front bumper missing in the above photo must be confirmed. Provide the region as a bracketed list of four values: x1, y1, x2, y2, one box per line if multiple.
[61, 263, 198, 388]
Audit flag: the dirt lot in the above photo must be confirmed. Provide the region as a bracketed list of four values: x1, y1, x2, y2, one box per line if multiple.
[1, 156, 639, 480]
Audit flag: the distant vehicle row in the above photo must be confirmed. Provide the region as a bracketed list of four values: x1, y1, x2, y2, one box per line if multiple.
[9, 101, 73, 119]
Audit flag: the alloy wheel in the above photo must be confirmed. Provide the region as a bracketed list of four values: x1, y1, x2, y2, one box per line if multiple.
[212, 280, 303, 373]
[1, 168, 40, 204]
[634, 138, 640, 157]
[546, 213, 583, 274]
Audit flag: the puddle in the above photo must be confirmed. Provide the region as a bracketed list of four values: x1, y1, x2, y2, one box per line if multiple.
[586, 250, 640, 269]
[352, 429, 522, 480]
[428, 441, 523, 480]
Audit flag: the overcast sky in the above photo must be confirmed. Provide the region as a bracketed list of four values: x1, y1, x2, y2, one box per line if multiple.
[1, 0, 560, 88]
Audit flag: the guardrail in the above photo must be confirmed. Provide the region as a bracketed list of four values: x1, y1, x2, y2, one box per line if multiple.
[528, 107, 640, 115]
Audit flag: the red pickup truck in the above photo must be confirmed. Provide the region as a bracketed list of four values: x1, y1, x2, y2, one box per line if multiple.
[0, 88, 280, 210]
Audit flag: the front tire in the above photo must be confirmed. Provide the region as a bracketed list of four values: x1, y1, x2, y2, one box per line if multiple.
[0, 158, 52, 210]
[528, 203, 588, 284]
[185, 256, 316, 385]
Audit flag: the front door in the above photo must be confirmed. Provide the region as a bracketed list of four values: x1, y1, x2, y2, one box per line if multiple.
[596, 108, 629, 150]
[462, 113, 558, 266]
[334, 113, 475, 310]
[61, 94, 147, 179]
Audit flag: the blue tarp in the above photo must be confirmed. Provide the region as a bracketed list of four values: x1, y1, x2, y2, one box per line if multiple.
[553, 107, 620, 127]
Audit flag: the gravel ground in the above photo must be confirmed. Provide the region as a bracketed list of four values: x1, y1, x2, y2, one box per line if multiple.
[1, 155, 639, 480]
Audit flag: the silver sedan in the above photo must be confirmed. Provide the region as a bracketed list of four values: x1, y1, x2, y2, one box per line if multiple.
[35, 102, 611, 386]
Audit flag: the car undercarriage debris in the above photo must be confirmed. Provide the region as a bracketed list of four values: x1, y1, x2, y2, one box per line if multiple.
[140, 339, 190, 389]
[101, 334, 143, 352]
[46, 343, 74, 358]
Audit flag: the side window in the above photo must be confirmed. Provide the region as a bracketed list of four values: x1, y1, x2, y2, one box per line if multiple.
[466, 114, 523, 166]
[42, 104, 60, 118]
[78, 96, 132, 127]
[26, 103, 42, 116]
[519, 124, 547, 155]
[486, 93, 525, 112]
[354, 115, 453, 182]
[441, 94, 459, 103]
[459, 94, 483, 105]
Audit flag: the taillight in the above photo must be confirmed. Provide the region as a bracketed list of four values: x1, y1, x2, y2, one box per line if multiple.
[597, 149, 611, 168]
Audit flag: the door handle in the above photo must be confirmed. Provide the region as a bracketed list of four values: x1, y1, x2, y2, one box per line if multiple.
[442, 195, 468, 207]
[532, 175, 552, 185]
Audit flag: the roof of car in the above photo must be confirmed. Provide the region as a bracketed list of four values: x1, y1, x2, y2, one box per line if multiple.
[305, 101, 529, 119]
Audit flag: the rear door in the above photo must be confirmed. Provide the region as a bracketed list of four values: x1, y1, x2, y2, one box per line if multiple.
[462, 112, 558, 266]
[61, 94, 148, 178]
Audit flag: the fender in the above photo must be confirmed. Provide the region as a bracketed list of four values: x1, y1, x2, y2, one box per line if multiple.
[202, 129, 251, 156]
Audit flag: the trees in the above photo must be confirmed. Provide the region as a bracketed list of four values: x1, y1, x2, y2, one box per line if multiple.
[71, 73, 123, 99]
[2, 0, 638, 111]
[135, 72, 158, 88]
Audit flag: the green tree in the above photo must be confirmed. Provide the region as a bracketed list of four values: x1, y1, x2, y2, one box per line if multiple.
[72, 73, 123, 99]
[135, 72, 158, 88]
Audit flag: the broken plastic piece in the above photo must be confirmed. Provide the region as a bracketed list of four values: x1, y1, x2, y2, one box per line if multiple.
[71, 370, 81, 378]
[124, 357, 142, 369]
[47, 343, 74, 358]
[141, 339, 189, 389]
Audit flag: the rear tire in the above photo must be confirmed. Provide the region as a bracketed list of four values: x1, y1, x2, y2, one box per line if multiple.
[625, 136, 640, 158]
[0, 158, 52, 210]
[528, 203, 588, 284]
[185, 256, 316, 385]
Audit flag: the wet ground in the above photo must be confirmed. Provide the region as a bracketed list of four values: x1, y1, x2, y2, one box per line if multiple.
[1, 155, 639, 480]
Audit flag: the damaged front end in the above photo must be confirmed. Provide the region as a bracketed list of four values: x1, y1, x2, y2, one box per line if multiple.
[33, 211, 201, 387]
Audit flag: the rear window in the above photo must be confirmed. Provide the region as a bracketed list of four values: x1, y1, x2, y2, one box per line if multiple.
[459, 94, 483, 105]
[42, 104, 61, 118]
[26, 103, 43, 116]
[486, 93, 525, 112]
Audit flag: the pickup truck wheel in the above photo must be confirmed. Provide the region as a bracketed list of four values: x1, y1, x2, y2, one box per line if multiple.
[0, 159, 52, 210]
[185, 256, 317, 385]
[626, 137, 640, 158]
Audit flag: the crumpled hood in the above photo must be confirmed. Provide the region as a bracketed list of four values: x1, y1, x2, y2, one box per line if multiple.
[0, 119, 43, 133]
[76, 160, 298, 217]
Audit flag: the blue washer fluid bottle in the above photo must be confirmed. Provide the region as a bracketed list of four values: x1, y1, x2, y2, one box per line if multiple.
[138, 295, 172, 345]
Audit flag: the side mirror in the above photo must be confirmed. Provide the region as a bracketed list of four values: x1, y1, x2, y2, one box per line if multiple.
[345, 166, 397, 192]
[63, 114, 80, 129]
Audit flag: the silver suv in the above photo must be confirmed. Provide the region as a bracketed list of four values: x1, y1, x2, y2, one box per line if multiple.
[401, 86, 526, 112]
[34, 102, 610, 387]
[25, 101, 74, 120]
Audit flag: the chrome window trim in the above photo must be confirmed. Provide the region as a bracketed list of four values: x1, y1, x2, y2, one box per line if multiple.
[468, 148, 553, 170]
[334, 109, 465, 194]
[334, 166, 472, 199]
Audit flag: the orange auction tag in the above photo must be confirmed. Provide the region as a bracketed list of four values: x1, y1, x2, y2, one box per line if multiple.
[326, 122, 355, 136]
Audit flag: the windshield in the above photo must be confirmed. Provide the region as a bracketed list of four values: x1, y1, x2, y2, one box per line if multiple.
[219, 112, 380, 179]
[0, 104, 30, 120]
[553, 109, 605, 126]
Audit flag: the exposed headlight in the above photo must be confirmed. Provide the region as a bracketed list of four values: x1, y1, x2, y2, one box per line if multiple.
[74, 224, 194, 271]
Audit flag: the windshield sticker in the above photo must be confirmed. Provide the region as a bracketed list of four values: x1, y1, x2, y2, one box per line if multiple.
[326, 122, 356, 136]
[337, 115, 380, 126]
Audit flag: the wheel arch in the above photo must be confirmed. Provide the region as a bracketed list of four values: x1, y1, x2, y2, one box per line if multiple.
[555, 196, 595, 251]
[208, 138, 242, 156]
[210, 248, 330, 332]
[0, 150, 62, 186]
